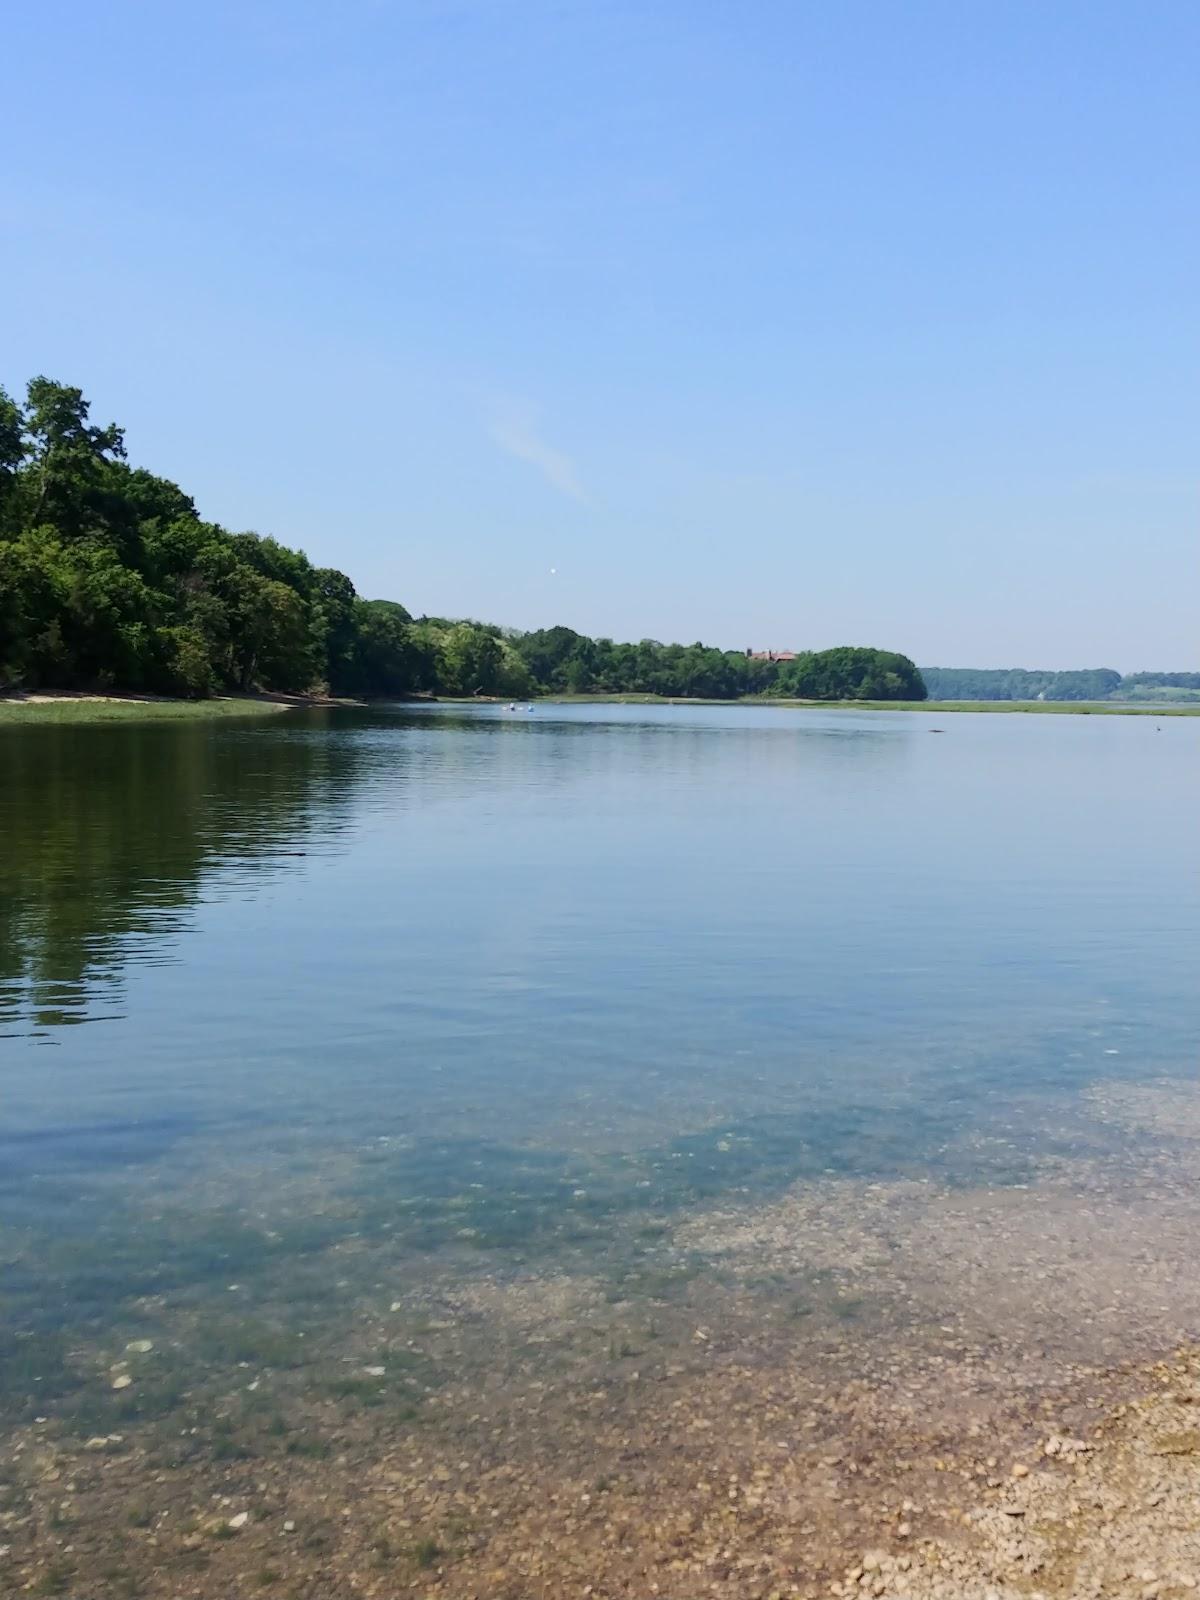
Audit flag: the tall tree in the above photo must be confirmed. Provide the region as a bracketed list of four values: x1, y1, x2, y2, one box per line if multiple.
[0, 386, 26, 532]
[23, 377, 126, 539]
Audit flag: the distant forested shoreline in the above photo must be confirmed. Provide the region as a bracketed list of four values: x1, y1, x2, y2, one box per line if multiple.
[920, 667, 1200, 704]
[0, 377, 925, 703]
[5, 378, 1189, 709]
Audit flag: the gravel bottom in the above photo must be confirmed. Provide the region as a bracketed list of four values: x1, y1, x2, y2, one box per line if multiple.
[3, 1079, 1200, 1597]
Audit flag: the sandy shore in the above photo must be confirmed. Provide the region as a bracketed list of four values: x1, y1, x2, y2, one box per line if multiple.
[831, 1357, 1200, 1598]
[4, 1324, 1198, 1598]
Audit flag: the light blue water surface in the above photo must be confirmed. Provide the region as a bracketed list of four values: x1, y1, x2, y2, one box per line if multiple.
[1, 703, 1197, 1245]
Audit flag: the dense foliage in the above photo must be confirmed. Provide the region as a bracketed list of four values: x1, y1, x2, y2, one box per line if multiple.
[921, 667, 1198, 703]
[0, 378, 530, 699]
[512, 628, 926, 700]
[0, 377, 925, 702]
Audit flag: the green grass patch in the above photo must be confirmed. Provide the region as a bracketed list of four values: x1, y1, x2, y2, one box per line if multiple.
[0, 695, 297, 725]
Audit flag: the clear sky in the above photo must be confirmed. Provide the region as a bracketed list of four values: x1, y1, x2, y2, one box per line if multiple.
[3, 1, 1196, 668]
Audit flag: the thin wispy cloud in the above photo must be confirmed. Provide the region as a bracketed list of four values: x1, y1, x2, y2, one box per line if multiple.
[488, 405, 587, 503]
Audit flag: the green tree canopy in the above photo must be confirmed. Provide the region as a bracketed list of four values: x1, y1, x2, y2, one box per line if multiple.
[0, 376, 928, 706]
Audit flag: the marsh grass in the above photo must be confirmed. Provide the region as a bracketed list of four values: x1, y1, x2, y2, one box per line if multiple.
[542, 693, 1200, 715]
[0, 696, 297, 725]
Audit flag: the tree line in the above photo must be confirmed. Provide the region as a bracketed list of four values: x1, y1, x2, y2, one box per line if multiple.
[514, 627, 926, 700]
[0, 377, 925, 703]
[920, 667, 1199, 703]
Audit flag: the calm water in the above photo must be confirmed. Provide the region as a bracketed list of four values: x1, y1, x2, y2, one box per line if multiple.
[1, 703, 1198, 1400]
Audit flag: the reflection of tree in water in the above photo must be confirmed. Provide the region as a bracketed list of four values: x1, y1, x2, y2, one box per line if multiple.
[0, 705, 598, 1039]
[0, 715, 360, 1036]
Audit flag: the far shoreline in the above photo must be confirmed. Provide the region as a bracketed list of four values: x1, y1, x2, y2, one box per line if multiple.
[536, 693, 1200, 715]
[3, 688, 1198, 725]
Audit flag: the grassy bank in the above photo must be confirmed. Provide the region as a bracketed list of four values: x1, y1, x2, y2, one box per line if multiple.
[0, 694, 301, 725]
[795, 698, 1200, 715]
[5, 692, 1197, 725]
[542, 694, 1200, 715]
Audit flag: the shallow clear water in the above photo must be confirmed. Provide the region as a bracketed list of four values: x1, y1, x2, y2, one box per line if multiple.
[3, 703, 1199, 1590]
[1, 703, 1198, 1382]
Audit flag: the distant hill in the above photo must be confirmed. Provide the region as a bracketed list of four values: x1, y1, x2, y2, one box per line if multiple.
[921, 668, 1200, 704]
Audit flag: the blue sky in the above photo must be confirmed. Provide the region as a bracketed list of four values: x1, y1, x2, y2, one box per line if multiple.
[3, 1, 1196, 668]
